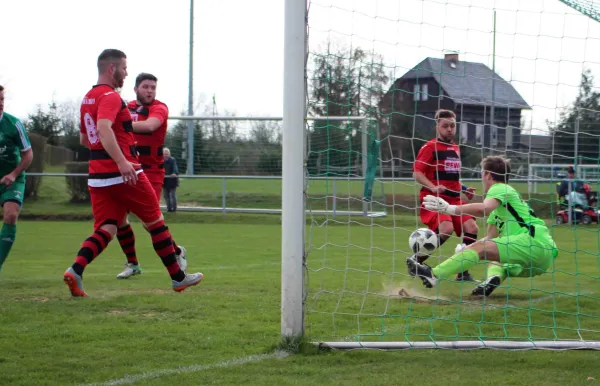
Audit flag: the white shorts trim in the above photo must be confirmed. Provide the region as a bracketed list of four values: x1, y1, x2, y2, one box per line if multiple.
[87, 169, 144, 187]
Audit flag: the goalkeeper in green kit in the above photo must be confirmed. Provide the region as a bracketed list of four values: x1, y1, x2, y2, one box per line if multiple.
[0, 85, 33, 273]
[407, 156, 559, 296]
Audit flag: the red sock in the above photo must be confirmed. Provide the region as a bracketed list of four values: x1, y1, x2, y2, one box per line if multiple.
[117, 224, 138, 265]
[72, 229, 112, 276]
[148, 220, 185, 282]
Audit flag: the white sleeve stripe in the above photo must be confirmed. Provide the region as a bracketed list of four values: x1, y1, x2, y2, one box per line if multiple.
[15, 120, 30, 149]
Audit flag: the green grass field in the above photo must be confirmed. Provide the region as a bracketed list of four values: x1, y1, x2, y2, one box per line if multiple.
[1, 215, 599, 385]
[5, 167, 598, 384]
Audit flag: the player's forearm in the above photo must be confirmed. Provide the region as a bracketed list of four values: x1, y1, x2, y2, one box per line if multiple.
[97, 122, 128, 164]
[132, 118, 161, 133]
[454, 203, 486, 217]
[10, 149, 33, 176]
[414, 172, 435, 189]
[132, 121, 154, 133]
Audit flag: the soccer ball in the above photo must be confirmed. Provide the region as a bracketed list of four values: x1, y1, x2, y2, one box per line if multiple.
[408, 228, 438, 256]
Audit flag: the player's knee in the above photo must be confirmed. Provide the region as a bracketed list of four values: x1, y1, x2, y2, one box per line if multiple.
[2, 203, 20, 224]
[3, 209, 18, 224]
[465, 240, 490, 260]
[99, 223, 118, 238]
[119, 216, 130, 228]
[143, 215, 164, 230]
[463, 220, 479, 235]
[438, 222, 454, 239]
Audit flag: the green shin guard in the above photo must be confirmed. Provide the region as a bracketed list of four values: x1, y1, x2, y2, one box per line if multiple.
[486, 264, 508, 282]
[0, 223, 16, 271]
[432, 248, 479, 279]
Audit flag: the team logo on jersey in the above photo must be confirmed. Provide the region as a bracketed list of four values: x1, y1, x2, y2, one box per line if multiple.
[13, 190, 21, 199]
[444, 157, 461, 172]
[0, 145, 6, 155]
[493, 215, 505, 231]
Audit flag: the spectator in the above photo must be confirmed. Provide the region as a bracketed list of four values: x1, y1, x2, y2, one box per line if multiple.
[163, 148, 179, 212]
[557, 166, 587, 208]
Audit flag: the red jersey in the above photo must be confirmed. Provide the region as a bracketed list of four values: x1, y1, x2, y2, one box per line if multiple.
[413, 138, 462, 202]
[128, 99, 168, 174]
[80, 84, 141, 187]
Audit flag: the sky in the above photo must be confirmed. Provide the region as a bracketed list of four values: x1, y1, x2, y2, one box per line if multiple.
[0, 0, 285, 122]
[1, 0, 599, 135]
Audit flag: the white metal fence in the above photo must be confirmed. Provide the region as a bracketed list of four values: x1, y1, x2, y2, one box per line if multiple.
[28, 172, 576, 214]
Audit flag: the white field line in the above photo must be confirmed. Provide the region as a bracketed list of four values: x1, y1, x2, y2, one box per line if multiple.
[84, 350, 290, 386]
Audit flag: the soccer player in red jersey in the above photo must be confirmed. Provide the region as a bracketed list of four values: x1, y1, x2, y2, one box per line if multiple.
[410, 109, 479, 282]
[63, 49, 203, 297]
[115, 73, 187, 279]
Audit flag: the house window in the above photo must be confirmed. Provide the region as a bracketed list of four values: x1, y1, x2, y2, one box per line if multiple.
[413, 84, 420, 101]
[491, 125, 498, 147]
[475, 124, 483, 145]
[506, 126, 513, 148]
[460, 122, 468, 143]
[421, 84, 428, 101]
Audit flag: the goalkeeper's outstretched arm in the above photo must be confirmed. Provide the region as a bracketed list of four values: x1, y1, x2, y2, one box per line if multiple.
[423, 195, 500, 217]
[453, 198, 500, 217]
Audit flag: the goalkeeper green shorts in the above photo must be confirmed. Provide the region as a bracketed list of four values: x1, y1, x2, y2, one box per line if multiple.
[492, 227, 558, 278]
[0, 182, 25, 207]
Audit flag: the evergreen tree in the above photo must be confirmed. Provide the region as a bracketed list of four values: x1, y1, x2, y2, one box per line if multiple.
[550, 69, 600, 162]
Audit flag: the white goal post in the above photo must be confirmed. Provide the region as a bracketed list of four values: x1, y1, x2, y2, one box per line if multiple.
[280, 0, 386, 339]
[281, 0, 308, 338]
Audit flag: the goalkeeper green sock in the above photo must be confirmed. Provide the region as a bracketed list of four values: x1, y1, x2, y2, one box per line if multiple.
[432, 248, 479, 279]
[0, 223, 16, 272]
[486, 264, 508, 282]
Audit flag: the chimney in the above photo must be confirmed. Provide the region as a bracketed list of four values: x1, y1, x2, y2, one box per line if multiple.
[445, 53, 459, 68]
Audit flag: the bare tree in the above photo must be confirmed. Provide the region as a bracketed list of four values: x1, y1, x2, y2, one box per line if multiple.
[250, 121, 281, 145]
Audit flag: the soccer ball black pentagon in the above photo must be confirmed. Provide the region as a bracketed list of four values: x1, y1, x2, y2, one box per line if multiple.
[408, 228, 438, 256]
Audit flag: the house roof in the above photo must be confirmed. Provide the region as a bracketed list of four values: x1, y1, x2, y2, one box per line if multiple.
[400, 57, 531, 109]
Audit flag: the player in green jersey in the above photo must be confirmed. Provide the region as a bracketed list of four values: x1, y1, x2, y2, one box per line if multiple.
[406, 155, 558, 296]
[0, 85, 33, 273]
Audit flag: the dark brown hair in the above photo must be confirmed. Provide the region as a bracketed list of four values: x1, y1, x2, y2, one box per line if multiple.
[135, 73, 158, 88]
[0, 85, 4, 92]
[481, 156, 511, 183]
[97, 49, 127, 73]
[435, 109, 456, 122]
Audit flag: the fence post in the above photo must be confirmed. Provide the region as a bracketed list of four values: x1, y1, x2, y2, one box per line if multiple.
[222, 177, 227, 214]
[361, 119, 368, 217]
[332, 179, 337, 219]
